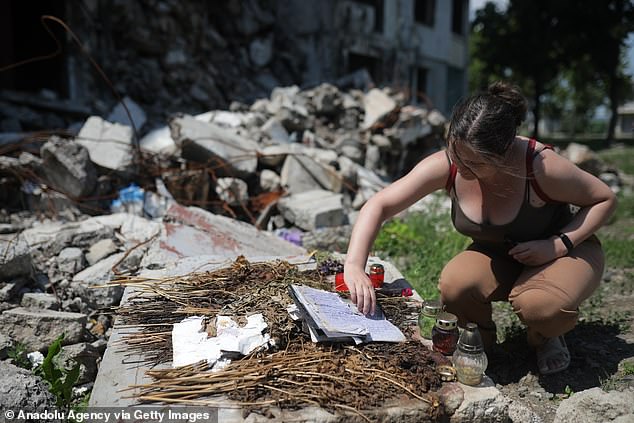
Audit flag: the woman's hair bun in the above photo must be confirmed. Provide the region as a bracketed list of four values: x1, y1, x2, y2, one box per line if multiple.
[487, 81, 527, 126]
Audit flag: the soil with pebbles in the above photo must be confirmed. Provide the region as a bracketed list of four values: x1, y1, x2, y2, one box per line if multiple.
[488, 266, 634, 422]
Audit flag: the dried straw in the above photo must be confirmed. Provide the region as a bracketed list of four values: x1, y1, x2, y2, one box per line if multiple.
[109, 256, 444, 420]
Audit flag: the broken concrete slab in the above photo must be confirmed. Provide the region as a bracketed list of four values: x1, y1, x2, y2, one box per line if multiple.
[139, 126, 178, 156]
[0, 333, 13, 359]
[449, 379, 510, 422]
[0, 234, 32, 279]
[72, 253, 125, 309]
[21, 293, 60, 310]
[76, 116, 135, 173]
[59, 342, 101, 384]
[295, 153, 342, 192]
[40, 136, 97, 198]
[92, 213, 161, 247]
[362, 88, 397, 129]
[259, 143, 339, 167]
[261, 116, 290, 143]
[57, 247, 85, 274]
[426, 109, 446, 127]
[85, 238, 118, 266]
[280, 155, 323, 193]
[0, 277, 27, 302]
[0, 307, 86, 351]
[554, 387, 634, 423]
[310, 83, 343, 116]
[277, 190, 345, 231]
[21, 219, 114, 257]
[140, 203, 305, 266]
[0, 361, 57, 412]
[197, 110, 246, 128]
[169, 115, 259, 175]
[392, 106, 433, 146]
[259, 169, 281, 192]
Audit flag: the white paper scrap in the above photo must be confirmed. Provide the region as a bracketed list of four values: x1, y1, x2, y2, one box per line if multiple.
[172, 316, 222, 368]
[172, 314, 270, 368]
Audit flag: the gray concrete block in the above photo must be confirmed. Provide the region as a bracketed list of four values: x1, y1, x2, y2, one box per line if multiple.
[76, 116, 135, 173]
[554, 387, 634, 423]
[57, 247, 85, 274]
[72, 253, 125, 309]
[280, 154, 342, 194]
[0, 235, 32, 279]
[0, 361, 57, 413]
[280, 155, 322, 194]
[85, 239, 118, 266]
[0, 332, 13, 360]
[277, 190, 345, 230]
[362, 88, 396, 129]
[170, 115, 258, 175]
[59, 342, 101, 384]
[40, 136, 97, 198]
[0, 307, 87, 351]
[21, 293, 60, 310]
[0, 278, 27, 302]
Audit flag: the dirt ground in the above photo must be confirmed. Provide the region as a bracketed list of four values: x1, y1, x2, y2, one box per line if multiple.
[488, 263, 634, 422]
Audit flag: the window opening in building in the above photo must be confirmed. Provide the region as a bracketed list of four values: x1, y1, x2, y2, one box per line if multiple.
[446, 66, 465, 112]
[451, 0, 466, 35]
[353, 0, 384, 33]
[415, 0, 435, 27]
[411, 66, 431, 107]
[417, 67, 429, 97]
[348, 52, 381, 85]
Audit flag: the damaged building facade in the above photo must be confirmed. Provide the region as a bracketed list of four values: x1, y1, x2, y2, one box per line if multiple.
[0, 0, 469, 131]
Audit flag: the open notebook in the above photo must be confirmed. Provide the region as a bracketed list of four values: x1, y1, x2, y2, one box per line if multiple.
[288, 284, 405, 343]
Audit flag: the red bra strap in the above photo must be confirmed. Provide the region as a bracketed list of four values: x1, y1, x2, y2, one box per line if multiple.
[445, 152, 457, 194]
[526, 138, 556, 203]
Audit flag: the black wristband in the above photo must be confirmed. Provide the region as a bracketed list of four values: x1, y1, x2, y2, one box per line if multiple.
[558, 233, 574, 254]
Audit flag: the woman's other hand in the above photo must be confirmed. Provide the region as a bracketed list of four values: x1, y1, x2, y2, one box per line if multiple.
[344, 266, 376, 316]
[508, 238, 566, 266]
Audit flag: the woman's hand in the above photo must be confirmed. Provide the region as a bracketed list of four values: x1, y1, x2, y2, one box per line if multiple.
[508, 237, 566, 266]
[344, 266, 376, 316]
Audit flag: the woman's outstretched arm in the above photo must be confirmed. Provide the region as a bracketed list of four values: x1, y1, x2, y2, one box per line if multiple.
[344, 150, 450, 314]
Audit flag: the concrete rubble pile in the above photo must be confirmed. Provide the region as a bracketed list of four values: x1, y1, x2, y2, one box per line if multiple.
[0, 77, 452, 417]
[1, 83, 450, 248]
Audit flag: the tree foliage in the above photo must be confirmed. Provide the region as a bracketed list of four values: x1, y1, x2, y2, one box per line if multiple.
[470, 0, 634, 140]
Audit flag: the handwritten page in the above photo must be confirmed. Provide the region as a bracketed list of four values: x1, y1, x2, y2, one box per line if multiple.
[290, 284, 405, 343]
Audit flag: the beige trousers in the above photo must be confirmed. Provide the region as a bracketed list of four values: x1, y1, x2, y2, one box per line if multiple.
[438, 238, 604, 348]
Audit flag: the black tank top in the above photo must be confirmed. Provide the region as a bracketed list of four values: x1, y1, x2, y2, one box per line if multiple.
[446, 139, 574, 252]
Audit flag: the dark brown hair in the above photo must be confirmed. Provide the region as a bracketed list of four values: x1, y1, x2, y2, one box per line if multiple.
[447, 81, 527, 160]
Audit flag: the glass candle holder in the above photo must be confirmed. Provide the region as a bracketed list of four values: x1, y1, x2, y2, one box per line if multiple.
[418, 300, 441, 340]
[452, 322, 488, 385]
[432, 312, 459, 355]
[368, 263, 385, 288]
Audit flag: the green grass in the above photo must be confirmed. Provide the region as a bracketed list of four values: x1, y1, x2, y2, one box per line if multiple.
[596, 146, 634, 269]
[597, 145, 634, 175]
[373, 197, 470, 300]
